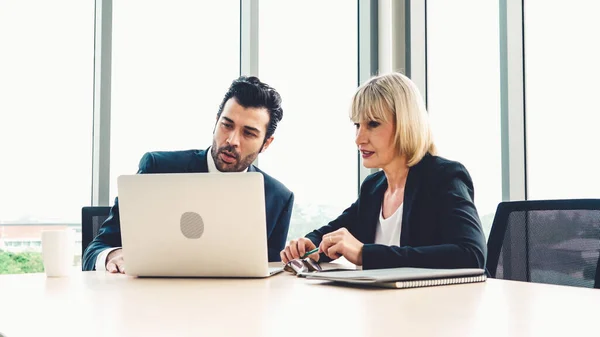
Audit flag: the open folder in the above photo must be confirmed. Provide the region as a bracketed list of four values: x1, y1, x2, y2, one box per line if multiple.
[302, 267, 487, 289]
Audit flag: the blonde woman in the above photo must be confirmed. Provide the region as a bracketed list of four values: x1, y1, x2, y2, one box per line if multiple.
[281, 73, 486, 270]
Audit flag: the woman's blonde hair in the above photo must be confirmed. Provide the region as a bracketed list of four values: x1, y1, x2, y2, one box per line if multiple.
[350, 72, 436, 167]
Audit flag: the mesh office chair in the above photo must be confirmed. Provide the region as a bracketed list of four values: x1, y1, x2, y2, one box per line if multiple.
[487, 199, 600, 289]
[81, 206, 111, 265]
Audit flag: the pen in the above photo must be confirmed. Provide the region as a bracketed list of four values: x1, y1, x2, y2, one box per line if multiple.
[301, 247, 319, 259]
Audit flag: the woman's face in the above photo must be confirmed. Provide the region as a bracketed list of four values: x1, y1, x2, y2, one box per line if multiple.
[354, 114, 397, 169]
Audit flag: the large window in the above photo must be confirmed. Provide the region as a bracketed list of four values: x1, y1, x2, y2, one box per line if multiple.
[426, 0, 502, 237]
[0, 1, 94, 271]
[109, 1, 240, 200]
[0, 1, 94, 225]
[525, 1, 600, 199]
[258, 0, 359, 240]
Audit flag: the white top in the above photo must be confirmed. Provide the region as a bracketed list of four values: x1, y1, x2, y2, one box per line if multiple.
[374, 203, 403, 246]
[95, 146, 247, 271]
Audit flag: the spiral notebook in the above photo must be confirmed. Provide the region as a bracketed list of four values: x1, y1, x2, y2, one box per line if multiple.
[303, 267, 486, 289]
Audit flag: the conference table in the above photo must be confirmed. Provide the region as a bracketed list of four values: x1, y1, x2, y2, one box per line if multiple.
[0, 264, 599, 337]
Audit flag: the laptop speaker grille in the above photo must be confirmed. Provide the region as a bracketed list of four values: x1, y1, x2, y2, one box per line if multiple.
[180, 212, 204, 239]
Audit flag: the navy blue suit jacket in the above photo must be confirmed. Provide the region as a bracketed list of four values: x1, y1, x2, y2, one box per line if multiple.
[82, 148, 294, 271]
[305, 154, 487, 270]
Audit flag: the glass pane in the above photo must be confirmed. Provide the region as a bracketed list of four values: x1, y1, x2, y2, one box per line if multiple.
[0, 225, 81, 274]
[525, 1, 600, 199]
[0, 1, 94, 227]
[426, 0, 502, 237]
[258, 0, 358, 241]
[110, 1, 240, 200]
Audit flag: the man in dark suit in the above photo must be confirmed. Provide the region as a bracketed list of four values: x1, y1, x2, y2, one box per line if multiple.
[83, 76, 294, 273]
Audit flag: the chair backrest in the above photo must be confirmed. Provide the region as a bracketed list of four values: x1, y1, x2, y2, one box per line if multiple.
[487, 199, 600, 289]
[81, 206, 112, 255]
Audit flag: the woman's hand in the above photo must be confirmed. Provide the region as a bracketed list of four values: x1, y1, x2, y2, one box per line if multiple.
[320, 228, 364, 265]
[281, 238, 319, 264]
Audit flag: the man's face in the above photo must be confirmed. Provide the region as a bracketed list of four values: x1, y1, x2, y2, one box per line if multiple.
[211, 98, 274, 172]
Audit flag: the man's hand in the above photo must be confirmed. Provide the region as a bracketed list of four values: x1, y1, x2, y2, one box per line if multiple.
[319, 228, 364, 265]
[106, 248, 125, 274]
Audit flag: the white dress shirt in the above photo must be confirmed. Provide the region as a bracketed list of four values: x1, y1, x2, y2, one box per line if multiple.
[373, 203, 403, 246]
[95, 146, 248, 270]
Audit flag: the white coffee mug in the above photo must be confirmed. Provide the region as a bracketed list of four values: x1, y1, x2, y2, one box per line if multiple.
[41, 229, 75, 277]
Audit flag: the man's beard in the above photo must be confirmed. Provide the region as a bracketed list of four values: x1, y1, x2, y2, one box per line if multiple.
[210, 141, 259, 172]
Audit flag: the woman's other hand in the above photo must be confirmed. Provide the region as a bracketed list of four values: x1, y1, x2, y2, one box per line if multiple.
[320, 228, 364, 265]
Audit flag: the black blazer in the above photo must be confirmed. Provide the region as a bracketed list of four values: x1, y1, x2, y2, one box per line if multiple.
[305, 154, 487, 270]
[82, 148, 294, 271]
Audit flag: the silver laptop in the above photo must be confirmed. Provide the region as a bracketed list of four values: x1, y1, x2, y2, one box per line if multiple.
[117, 172, 283, 278]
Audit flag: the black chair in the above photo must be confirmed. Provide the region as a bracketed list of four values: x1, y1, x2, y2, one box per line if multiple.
[487, 199, 600, 289]
[81, 206, 111, 261]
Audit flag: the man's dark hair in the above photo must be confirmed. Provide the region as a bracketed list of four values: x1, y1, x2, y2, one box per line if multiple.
[217, 76, 283, 142]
